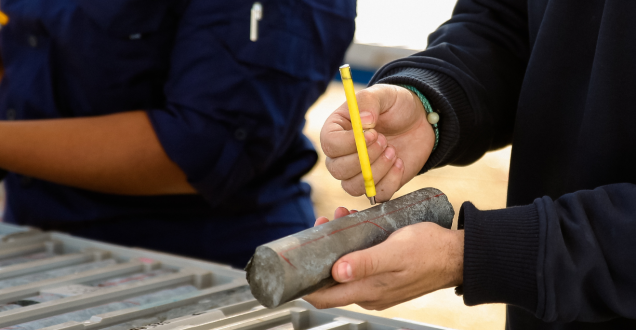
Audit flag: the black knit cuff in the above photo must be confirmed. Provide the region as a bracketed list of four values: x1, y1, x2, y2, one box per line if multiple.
[370, 67, 474, 173]
[460, 202, 540, 313]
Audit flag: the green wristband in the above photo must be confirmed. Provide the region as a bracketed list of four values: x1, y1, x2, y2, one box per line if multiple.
[397, 84, 439, 151]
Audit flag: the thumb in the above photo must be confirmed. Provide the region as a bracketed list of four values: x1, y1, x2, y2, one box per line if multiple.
[354, 84, 399, 130]
[331, 244, 395, 283]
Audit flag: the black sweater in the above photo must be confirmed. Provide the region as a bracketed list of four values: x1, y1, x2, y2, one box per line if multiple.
[369, 1, 636, 329]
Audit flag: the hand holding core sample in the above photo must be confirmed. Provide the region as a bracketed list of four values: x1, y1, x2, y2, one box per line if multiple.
[245, 188, 454, 308]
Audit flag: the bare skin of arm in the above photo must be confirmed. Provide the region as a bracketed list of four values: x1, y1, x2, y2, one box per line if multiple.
[0, 110, 196, 195]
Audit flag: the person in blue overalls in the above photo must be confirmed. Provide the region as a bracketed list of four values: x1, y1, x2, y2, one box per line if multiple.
[0, 0, 355, 268]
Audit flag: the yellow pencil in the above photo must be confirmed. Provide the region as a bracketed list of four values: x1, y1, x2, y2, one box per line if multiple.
[339, 64, 376, 205]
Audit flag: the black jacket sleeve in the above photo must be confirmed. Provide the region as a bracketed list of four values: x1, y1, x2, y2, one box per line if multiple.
[369, 0, 529, 172]
[461, 183, 636, 323]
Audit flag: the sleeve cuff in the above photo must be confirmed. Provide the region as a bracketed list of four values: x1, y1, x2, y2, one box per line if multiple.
[146, 107, 256, 208]
[370, 67, 475, 173]
[460, 201, 540, 313]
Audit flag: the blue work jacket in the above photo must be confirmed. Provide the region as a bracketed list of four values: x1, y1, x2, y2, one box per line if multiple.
[0, 0, 355, 266]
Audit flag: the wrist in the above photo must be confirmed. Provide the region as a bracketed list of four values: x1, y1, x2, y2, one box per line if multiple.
[445, 229, 465, 287]
[395, 84, 440, 151]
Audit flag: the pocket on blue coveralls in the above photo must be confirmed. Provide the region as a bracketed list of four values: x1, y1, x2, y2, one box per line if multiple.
[211, 0, 355, 82]
[71, 0, 176, 110]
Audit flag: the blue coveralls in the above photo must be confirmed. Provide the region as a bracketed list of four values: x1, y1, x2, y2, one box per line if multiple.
[0, 0, 355, 268]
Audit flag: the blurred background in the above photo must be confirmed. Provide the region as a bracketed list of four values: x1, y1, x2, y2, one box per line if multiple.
[0, 1, 511, 329]
[343, 0, 458, 83]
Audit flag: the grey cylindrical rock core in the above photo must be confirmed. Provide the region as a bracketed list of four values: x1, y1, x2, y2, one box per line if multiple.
[245, 187, 454, 308]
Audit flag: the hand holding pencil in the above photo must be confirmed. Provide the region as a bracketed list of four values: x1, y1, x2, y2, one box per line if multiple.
[321, 77, 436, 203]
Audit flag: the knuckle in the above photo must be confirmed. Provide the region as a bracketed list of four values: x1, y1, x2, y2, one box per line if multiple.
[394, 226, 416, 240]
[357, 303, 374, 310]
[341, 180, 363, 197]
[304, 295, 330, 310]
[358, 254, 378, 277]
[357, 87, 381, 105]
[321, 142, 336, 158]
[366, 143, 379, 157]
[326, 160, 346, 180]
[332, 169, 346, 180]
[319, 129, 330, 148]
[370, 256, 380, 275]
[379, 154, 393, 165]
[356, 88, 372, 100]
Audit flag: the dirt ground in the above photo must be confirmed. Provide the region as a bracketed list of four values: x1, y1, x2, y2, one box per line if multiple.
[302, 82, 509, 330]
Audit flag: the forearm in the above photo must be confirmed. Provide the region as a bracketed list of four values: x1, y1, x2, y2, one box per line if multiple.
[0, 110, 195, 195]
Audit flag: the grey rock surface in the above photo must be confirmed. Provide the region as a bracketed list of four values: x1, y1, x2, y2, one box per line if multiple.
[246, 187, 454, 308]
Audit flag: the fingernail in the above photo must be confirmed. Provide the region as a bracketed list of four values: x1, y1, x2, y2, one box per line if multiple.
[314, 217, 328, 226]
[384, 147, 395, 160]
[360, 111, 373, 125]
[377, 134, 387, 149]
[395, 158, 404, 169]
[338, 262, 353, 282]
